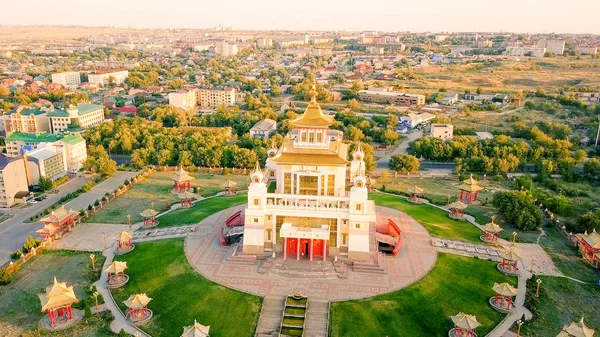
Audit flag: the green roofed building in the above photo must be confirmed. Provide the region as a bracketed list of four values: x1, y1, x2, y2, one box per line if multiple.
[6, 132, 58, 156]
[48, 103, 104, 134]
[2, 100, 52, 135]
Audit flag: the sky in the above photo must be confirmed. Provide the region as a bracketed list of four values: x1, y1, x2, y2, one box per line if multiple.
[2, 0, 600, 34]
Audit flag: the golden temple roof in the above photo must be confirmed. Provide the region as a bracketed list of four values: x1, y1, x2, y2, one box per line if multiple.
[482, 216, 503, 234]
[499, 249, 520, 261]
[123, 293, 152, 310]
[289, 83, 335, 129]
[172, 166, 195, 183]
[270, 138, 348, 166]
[450, 312, 481, 330]
[39, 277, 79, 312]
[577, 229, 600, 249]
[181, 320, 211, 337]
[408, 185, 423, 194]
[557, 317, 595, 337]
[36, 223, 60, 236]
[224, 180, 238, 188]
[40, 207, 77, 224]
[448, 200, 468, 210]
[115, 231, 132, 242]
[105, 261, 128, 274]
[458, 173, 484, 192]
[492, 282, 518, 297]
[139, 209, 158, 218]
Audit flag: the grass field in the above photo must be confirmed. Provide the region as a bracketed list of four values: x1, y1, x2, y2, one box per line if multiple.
[190, 172, 248, 197]
[0, 250, 105, 336]
[84, 172, 179, 224]
[330, 253, 516, 337]
[370, 192, 483, 242]
[466, 204, 541, 243]
[111, 239, 261, 337]
[520, 276, 600, 337]
[157, 193, 247, 227]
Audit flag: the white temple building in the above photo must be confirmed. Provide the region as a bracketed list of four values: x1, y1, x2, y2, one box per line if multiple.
[243, 84, 376, 261]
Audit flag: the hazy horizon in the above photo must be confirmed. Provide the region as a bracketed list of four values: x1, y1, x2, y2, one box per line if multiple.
[2, 0, 600, 35]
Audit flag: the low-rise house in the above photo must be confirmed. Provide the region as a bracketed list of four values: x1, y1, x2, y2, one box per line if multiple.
[431, 124, 454, 140]
[439, 93, 459, 105]
[249, 119, 277, 138]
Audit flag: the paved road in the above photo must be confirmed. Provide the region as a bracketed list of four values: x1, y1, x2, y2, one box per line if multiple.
[376, 130, 423, 170]
[0, 171, 136, 266]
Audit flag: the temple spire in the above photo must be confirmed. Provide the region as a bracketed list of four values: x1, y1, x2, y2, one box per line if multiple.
[253, 161, 262, 173]
[309, 81, 318, 104]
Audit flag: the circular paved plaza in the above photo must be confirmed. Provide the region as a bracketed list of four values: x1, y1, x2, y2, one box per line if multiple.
[184, 205, 437, 302]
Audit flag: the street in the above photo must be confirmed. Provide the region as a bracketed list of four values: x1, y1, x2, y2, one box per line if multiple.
[376, 130, 423, 170]
[0, 171, 137, 266]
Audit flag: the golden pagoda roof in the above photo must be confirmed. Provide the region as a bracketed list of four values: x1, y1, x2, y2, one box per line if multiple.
[482, 217, 503, 234]
[39, 277, 79, 312]
[576, 229, 600, 249]
[224, 179, 238, 188]
[448, 200, 468, 210]
[105, 261, 128, 274]
[450, 312, 481, 330]
[123, 293, 152, 310]
[458, 173, 484, 192]
[408, 185, 423, 194]
[181, 320, 211, 337]
[172, 166, 195, 183]
[492, 282, 518, 297]
[557, 317, 595, 337]
[139, 208, 158, 218]
[289, 83, 335, 129]
[499, 249, 520, 261]
[115, 231, 132, 242]
[40, 207, 77, 224]
[270, 138, 349, 166]
[178, 191, 196, 199]
[36, 223, 60, 236]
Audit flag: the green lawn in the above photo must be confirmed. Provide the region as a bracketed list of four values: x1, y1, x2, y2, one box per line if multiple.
[520, 276, 600, 337]
[84, 172, 178, 224]
[371, 192, 483, 242]
[190, 172, 248, 197]
[157, 193, 247, 227]
[330, 254, 516, 337]
[111, 239, 261, 337]
[0, 250, 105, 336]
[466, 204, 540, 243]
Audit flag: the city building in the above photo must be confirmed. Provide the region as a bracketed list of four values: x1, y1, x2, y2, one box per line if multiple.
[88, 69, 129, 86]
[2, 101, 52, 135]
[47, 104, 104, 134]
[50, 71, 81, 89]
[249, 119, 277, 138]
[476, 39, 493, 48]
[168, 88, 197, 110]
[576, 47, 598, 55]
[575, 92, 600, 103]
[439, 93, 459, 105]
[54, 134, 87, 172]
[357, 90, 425, 106]
[196, 87, 236, 107]
[257, 38, 273, 48]
[5, 132, 58, 157]
[215, 42, 238, 57]
[24, 145, 67, 185]
[0, 154, 29, 207]
[430, 124, 454, 140]
[537, 39, 565, 55]
[243, 85, 377, 261]
[405, 112, 435, 128]
[505, 47, 546, 57]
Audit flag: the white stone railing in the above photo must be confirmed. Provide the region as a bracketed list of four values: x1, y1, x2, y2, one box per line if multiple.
[265, 193, 350, 212]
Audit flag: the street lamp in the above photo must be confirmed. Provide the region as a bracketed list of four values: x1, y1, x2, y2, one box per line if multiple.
[102, 233, 107, 249]
[530, 255, 536, 273]
[92, 291, 99, 311]
[517, 319, 524, 337]
[127, 214, 132, 231]
[90, 254, 96, 271]
[536, 278, 542, 297]
[512, 232, 518, 246]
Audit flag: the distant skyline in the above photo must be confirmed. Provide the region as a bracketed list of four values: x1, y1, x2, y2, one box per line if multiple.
[2, 0, 600, 34]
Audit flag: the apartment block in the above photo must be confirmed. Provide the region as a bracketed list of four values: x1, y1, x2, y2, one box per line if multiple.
[357, 90, 425, 106]
[505, 46, 546, 57]
[257, 38, 273, 48]
[196, 87, 236, 107]
[0, 154, 29, 207]
[168, 88, 197, 110]
[88, 69, 129, 86]
[537, 39, 565, 55]
[2, 100, 52, 135]
[54, 134, 87, 172]
[576, 47, 598, 55]
[47, 103, 105, 133]
[51, 71, 81, 88]
[24, 145, 67, 186]
[5, 132, 59, 157]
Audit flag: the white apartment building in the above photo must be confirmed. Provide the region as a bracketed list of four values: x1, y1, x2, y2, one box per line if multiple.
[51, 71, 81, 89]
[576, 47, 598, 55]
[215, 42, 238, 57]
[168, 89, 197, 110]
[54, 134, 87, 172]
[257, 38, 273, 49]
[24, 145, 67, 186]
[0, 155, 29, 207]
[88, 69, 129, 86]
[505, 47, 546, 58]
[357, 90, 425, 106]
[47, 103, 105, 134]
[196, 87, 236, 107]
[430, 124, 454, 140]
[537, 39, 565, 55]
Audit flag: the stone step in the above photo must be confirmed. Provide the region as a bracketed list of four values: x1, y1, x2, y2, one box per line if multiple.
[304, 301, 329, 337]
[255, 297, 285, 337]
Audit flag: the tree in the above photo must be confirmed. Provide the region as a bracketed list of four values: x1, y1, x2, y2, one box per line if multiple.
[107, 75, 116, 88]
[0, 267, 12, 285]
[347, 99, 360, 110]
[84, 145, 117, 177]
[0, 86, 9, 97]
[382, 128, 399, 145]
[389, 154, 420, 173]
[38, 176, 54, 191]
[22, 236, 38, 253]
[492, 191, 542, 231]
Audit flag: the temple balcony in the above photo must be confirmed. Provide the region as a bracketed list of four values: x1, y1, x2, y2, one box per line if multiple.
[265, 193, 351, 212]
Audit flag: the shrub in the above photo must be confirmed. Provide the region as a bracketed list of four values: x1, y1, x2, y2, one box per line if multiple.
[223, 168, 231, 175]
[22, 236, 39, 253]
[10, 249, 23, 259]
[124, 179, 130, 186]
[88, 204, 93, 211]
[492, 191, 542, 231]
[79, 209, 85, 216]
[94, 199, 100, 207]
[118, 329, 128, 337]
[0, 268, 12, 285]
[84, 304, 92, 318]
[493, 175, 504, 182]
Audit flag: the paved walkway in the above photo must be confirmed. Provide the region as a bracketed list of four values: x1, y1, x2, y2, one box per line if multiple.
[486, 269, 533, 337]
[185, 205, 437, 302]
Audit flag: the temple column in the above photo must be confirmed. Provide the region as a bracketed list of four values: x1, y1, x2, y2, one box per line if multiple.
[323, 240, 327, 262]
[283, 238, 287, 259]
[296, 238, 300, 260]
[310, 239, 313, 261]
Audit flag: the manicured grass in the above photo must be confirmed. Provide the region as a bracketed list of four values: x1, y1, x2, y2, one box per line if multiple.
[85, 172, 178, 224]
[111, 239, 261, 337]
[466, 204, 540, 243]
[190, 172, 248, 197]
[370, 192, 483, 242]
[157, 193, 247, 227]
[330, 253, 516, 337]
[0, 250, 104, 336]
[520, 276, 600, 337]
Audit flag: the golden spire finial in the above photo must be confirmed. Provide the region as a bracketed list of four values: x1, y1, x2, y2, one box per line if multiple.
[309, 81, 318, 104]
